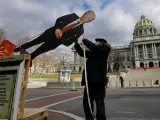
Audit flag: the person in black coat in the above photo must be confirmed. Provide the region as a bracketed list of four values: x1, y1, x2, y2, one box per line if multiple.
[74, 38, 112, 120]
[14, 10, 95, 60]
[119, 76, 124, 88]
[105, 76, 109, 88]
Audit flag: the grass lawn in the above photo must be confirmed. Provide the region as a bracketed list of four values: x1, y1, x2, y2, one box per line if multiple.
[29, 72, 119, 80]
[29, 74, 58, 79]
[108, 72, 119, 75]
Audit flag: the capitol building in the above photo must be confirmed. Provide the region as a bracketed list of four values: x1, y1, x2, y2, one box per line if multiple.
[70, 15, 160, 73]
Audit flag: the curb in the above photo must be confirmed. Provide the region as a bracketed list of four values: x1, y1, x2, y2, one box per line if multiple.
[48, 109, 85, 120]
[46, 86, 84, 89]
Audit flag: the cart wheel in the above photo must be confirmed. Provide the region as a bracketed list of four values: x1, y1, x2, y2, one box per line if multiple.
[43, 117, 48, 120]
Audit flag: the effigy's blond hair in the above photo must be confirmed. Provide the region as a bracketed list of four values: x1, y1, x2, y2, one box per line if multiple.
[87, 10, 96, 20]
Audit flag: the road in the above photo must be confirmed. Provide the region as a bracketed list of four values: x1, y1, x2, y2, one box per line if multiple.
[26, 87, 160, 120]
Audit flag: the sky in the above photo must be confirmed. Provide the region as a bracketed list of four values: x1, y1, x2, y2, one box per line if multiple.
[1, 0, 160, 55]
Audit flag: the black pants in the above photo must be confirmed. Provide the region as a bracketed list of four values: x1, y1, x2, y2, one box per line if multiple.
[83, 85, 106, 120]
[20, 31, 57, 60]
[121, 81, 124, 88]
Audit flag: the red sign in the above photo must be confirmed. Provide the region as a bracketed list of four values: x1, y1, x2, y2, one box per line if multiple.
[0, 40, 16, 56]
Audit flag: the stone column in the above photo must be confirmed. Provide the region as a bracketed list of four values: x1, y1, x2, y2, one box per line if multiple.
[134, 45, 137, 57]
[147, 28, 149, 34]
[143, 44, 145, 57]
[152, 28, 154, 34]
[147, 62, 149, 68]
[82, 57, 84, 63]
[137, 45, 139, 58]
[138, 31, 140, 36]
[142, 29, 144, 35]
[74, 51, 77, 64]
[152, 44, 154, 57]
[145, 44, 148, 57]
[154, 62, 157, 67]
[154, 43, 157, 56]
[124, 52, 127, 72]
[76, 53, 80, 64]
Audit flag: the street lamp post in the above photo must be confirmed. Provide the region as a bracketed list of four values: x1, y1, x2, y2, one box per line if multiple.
[124, 52, 127, 73]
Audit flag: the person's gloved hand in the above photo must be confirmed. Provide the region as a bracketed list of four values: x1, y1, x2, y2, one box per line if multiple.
[82, 34, 85, 41]
[74, 39, 78, 45]
[106, 43, 112, 49]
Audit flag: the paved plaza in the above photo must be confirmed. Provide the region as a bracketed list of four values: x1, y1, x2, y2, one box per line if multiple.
[26, 87, 160, 120]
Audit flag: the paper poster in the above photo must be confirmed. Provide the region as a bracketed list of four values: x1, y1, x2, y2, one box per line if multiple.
[0, 73, 16, 119]
[0, 55, 25, 120]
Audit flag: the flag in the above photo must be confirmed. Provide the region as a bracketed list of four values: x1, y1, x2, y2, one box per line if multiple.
[0, 39, 16, 56]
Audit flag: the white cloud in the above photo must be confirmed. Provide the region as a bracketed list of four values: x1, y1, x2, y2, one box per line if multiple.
[1, 0, 160, 55]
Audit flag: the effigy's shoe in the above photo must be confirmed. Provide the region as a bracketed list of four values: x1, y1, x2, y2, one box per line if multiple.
[20, 48, 28, 54]
[14, 47, 20, 52]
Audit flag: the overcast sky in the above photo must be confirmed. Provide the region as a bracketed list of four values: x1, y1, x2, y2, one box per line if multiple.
[1, 0, 160, 54]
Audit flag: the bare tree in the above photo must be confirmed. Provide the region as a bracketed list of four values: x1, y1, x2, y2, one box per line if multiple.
[108, 52, 124, 72]
[16, 36, 30, 46]
[55, 53, 72, 70]
[32, 56, 40, 74]
[108, 53, 114, 72]
[112, 52, 124, 72]
[0, 28, 6, 43]
[37, 53, 57, 73]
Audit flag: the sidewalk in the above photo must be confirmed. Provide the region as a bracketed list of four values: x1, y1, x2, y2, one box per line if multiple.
[28, 78, 57, 82]
[47, 110, 84, 120]
[28, 110, 82, 120]
[47, 111, 75, 120]
[27, 81, 47, 88]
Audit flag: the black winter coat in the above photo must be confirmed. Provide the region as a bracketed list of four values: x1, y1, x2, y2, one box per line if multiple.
[74, 39, 111, 86]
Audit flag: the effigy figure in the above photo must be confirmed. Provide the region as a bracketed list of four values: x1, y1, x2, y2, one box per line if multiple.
[14, 10, 96, 60]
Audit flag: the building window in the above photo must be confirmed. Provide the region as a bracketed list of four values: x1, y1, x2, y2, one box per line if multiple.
[140, 30, 142, 35]
[127, 56, 130, 61]
[73, 66, 76, 71]
[139, 55, 143, 60]
[79, 66, 82, 72]
[144, 29, 147, 35]
[154, 29, 156, 34]
[148, 54, 152, 58]
[150, 28, 152, 34]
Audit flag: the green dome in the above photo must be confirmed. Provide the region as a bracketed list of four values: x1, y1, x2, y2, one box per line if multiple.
[134, 15, 155, 29]
[133, 14, 158, 37]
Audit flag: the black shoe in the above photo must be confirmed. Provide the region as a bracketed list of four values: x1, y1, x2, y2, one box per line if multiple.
[14, 47, 20, 52]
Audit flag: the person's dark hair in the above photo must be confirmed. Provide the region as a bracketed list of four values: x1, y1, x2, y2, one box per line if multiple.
[120, 76, 123, 80]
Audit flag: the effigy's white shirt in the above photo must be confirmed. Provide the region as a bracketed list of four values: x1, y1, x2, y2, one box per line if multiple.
[63, 18, 81, 29]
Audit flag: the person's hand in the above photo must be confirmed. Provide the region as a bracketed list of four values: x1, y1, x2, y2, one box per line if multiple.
[55, 28, 62, 39]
